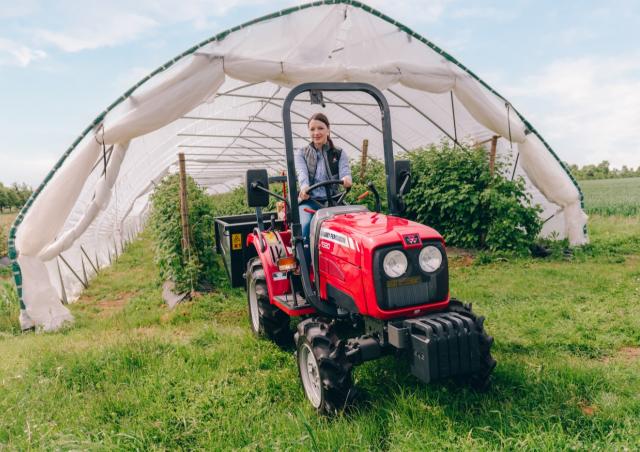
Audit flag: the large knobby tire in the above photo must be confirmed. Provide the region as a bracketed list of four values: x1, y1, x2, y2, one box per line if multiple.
[449, 299, 497, 391]
[246, 258, 291, 346]
[294, 318, 355, 415]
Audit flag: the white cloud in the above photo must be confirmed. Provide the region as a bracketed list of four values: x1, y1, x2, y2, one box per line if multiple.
[0, 152, 56, 187]
[36, 13, 158, 52]
[0, 38, 47, 67]
[505, 56, 640, 168]
[366, 0, 452, 24]
[450, 6, 516, 21]
[137, 0, 270, 20]
[31, 0, 272, 53]
[0, 1, 38, 19]
[550, 27, 597, 46]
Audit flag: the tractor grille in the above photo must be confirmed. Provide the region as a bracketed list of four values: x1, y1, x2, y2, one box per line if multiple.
[372, 241, 448, 310]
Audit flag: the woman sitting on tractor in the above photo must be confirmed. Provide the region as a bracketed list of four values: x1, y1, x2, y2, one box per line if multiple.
[294, 113, 352, 266]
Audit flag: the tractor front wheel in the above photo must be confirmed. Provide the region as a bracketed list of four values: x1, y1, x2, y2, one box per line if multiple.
[295, 318, 355, 414]
[246, 258, 291, 345]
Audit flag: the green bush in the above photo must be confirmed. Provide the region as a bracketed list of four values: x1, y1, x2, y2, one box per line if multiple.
[208, 186, 253, 217]
[568, 160, 640, 180]
[208, 182, 286, 217]
[404, 142, 542, 254]
[0, 182, 32, 212]
[345, 157, 388, 212]
[149, 175, 217, 293]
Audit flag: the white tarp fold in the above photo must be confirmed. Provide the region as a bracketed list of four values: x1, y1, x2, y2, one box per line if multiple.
[17, 139, 102, 256]
[103, 57, 225, 144]
[38, 143, 130, 261]
[453, 73, 527, 143]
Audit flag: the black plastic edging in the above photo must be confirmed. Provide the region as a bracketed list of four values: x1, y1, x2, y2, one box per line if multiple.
[8, 0, 582, 312]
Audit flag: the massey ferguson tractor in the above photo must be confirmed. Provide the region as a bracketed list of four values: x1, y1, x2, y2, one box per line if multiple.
[213, 83, 496, 414]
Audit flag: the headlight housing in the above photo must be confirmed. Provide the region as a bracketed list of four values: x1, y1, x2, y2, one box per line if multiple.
[383, 250, 408, 278]
[419, 245, 443, 272]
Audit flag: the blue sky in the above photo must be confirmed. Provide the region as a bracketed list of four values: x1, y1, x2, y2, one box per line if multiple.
[1, 0, 639, 186]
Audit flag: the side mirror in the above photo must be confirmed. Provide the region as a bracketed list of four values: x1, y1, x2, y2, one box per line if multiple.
[246, 169, 269, 207]
[395, 160, 412, 195]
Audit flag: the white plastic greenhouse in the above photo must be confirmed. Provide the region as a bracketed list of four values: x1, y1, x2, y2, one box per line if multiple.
[9, 0, 587, 331]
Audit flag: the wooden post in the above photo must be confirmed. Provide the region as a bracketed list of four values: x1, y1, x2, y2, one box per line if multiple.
[489, 135, 498, 176]
[359, 139, 369, 181]
[56, 258, 68, 305]
[178, 152, 191, 253]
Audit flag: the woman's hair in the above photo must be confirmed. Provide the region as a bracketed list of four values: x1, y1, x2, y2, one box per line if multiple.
[308, 112, 334, 149]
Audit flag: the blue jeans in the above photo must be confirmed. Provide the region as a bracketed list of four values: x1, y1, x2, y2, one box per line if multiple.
[298, 199, 324, 267]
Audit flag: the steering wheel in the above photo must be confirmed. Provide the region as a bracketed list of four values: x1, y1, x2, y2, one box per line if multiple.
[305, 179, 350, 207]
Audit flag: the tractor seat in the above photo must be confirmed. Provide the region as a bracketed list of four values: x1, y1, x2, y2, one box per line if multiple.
[309, 205, 369, 273]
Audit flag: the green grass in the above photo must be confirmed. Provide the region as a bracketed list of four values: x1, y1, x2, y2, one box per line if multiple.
[0, 280, 20, 335]
[580, 177, 640, 216]
[0, 219, 639, 449]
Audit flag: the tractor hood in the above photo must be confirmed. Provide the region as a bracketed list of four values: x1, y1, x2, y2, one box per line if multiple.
[319, 211, 444, 263]
[332, 211, 441, 239]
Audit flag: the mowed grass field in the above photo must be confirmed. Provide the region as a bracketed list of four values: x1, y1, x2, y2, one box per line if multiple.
[580, 177, 640, 216]
[0, 186, 639, 449]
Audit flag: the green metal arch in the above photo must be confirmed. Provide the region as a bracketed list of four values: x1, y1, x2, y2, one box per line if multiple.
[8, 0, 583, 312]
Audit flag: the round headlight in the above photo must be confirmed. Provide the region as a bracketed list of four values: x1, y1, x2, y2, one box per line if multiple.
[419, 246, 442, 272]
[383, 250, 408, 278]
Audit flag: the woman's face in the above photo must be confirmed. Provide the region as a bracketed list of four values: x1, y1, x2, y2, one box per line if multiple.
[308, 119, 329, 148]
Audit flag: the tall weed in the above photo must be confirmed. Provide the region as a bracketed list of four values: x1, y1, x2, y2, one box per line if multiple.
[149, 175, 217, 293]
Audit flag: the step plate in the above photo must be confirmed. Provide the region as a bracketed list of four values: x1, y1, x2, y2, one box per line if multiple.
[272, 293, 315, 316]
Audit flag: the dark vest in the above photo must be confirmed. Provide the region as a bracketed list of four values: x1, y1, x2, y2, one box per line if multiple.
[303, 144, 342, 184]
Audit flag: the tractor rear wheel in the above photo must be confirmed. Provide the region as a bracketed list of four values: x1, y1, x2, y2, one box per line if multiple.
[449, 299, 497, 391]
[246, 258, 291, 345]
[295, 318, 355, 414]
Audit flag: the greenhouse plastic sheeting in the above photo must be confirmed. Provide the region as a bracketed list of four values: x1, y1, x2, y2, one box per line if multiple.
[10, 1, 587, 331]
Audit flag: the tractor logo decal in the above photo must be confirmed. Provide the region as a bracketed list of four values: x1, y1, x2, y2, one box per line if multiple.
[320, 228, 356, 250]
[402, 233, 421, 248]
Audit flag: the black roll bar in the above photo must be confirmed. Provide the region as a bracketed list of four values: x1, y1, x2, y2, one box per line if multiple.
[282, 83, 398, 316]
[282, 82, 399, 224]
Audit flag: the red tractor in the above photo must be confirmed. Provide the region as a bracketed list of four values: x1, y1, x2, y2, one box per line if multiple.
[215, 83, 496, 414]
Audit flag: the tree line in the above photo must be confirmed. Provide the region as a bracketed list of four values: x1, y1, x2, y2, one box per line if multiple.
[0, 183, 33, 212]
[567, 161, 640, 180]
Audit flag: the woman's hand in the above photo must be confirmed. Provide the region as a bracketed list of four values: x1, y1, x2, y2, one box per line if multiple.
[342, 176, 352, 189]
[299, 185, 310, 201]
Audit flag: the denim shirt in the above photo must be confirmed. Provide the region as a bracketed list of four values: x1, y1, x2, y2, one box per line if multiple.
[294, 143, 351, 200]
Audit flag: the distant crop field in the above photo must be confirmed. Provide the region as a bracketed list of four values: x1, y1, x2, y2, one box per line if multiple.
[0, 212, 16, 229]
[579, 177, 640, 216]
